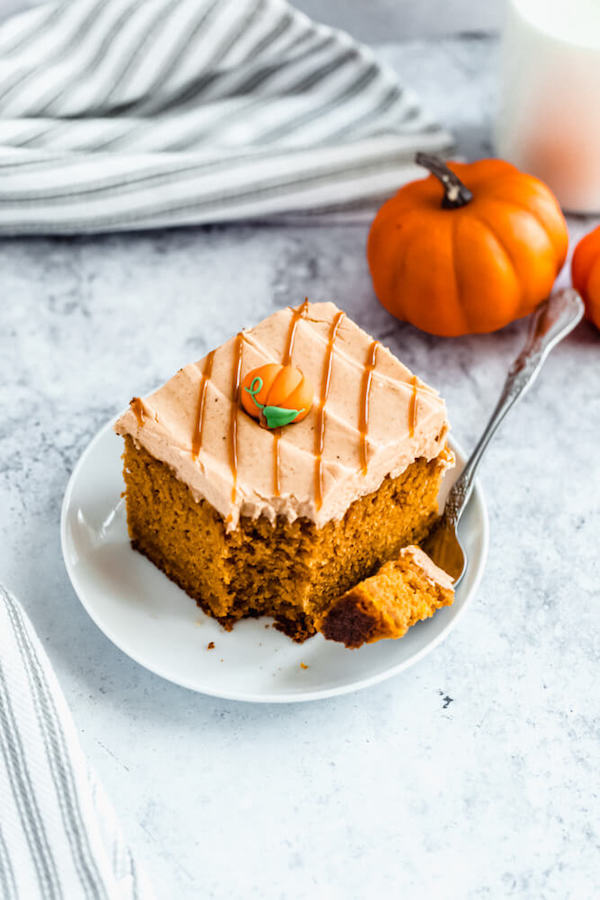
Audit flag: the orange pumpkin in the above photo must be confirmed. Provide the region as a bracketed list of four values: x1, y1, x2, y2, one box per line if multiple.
[241, 363, 313, 429]
[571, 225, 600, 331]
[367, 153, 569, 337]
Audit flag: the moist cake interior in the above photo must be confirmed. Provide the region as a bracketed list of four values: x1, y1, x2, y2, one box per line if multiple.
[122, 437, 451, 641]
[319, 546, 455, 648]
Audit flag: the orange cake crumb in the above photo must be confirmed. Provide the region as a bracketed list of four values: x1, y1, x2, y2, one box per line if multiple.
[319, 546, 454, 648]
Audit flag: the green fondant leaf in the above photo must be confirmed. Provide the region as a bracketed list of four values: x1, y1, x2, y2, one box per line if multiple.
[262, 406, 303, 429]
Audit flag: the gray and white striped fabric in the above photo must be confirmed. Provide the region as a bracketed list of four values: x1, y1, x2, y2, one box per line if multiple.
[0, 586, 153, 900]
[0, 0, 453, 234]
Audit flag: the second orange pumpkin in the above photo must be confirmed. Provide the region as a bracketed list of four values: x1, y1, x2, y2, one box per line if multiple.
[571, 225, 600, 331]
[367, 154, 569, 337]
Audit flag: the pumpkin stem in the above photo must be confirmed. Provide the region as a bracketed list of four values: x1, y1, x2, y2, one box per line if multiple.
[415, 152, 473, 209]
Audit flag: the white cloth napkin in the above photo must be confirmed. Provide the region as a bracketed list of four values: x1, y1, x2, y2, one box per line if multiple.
[0, 0, 453, 233]
[0, 585, 153, 900]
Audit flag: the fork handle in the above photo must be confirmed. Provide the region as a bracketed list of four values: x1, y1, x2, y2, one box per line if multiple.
[443, 288, 584, 526]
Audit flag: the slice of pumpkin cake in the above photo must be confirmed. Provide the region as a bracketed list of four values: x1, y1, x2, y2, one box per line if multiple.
[318, 545, 455, 648]
[114, 300, 453, 642]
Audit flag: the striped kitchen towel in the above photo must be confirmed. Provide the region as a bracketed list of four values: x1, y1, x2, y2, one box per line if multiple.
[0, 0, 453, 234]
[0, 585, 153, 900]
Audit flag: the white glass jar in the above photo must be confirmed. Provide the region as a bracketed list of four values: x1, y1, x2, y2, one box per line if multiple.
[496, 0, 600, 213]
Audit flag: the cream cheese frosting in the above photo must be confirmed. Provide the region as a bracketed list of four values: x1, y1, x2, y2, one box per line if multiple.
[398, 546, 455, 590]
[114, 301, 451, 530]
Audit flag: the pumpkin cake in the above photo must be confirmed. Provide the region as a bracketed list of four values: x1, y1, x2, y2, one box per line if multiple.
[114, 301, 453, 642]
[319, 545, 454, 649]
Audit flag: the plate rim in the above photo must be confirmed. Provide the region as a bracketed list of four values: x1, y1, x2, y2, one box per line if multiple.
[60, 417, 489, 703]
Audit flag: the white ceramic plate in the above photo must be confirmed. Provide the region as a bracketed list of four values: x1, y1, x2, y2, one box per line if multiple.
[61, 420, 488, 703]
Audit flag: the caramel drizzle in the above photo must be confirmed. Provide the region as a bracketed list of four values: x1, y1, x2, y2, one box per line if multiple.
[191, 350, 216, 460]
[408, 374, 419, 437]
[359, 340, 379, 475]
[226, 333, 244, 523]
[284, 298, 309, 365]
[130, 397, 147, 427]
[314, 311, 345, 510]
[272, 299, 310, 496]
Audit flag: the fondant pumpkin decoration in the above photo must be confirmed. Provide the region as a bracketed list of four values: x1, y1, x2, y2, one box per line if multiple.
[367, 153, 569, 337]
[571, 225, 600, 331]
[241, 363, 313, 429]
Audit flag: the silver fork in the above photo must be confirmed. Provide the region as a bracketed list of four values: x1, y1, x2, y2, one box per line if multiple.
[423, 288, 584, 584]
